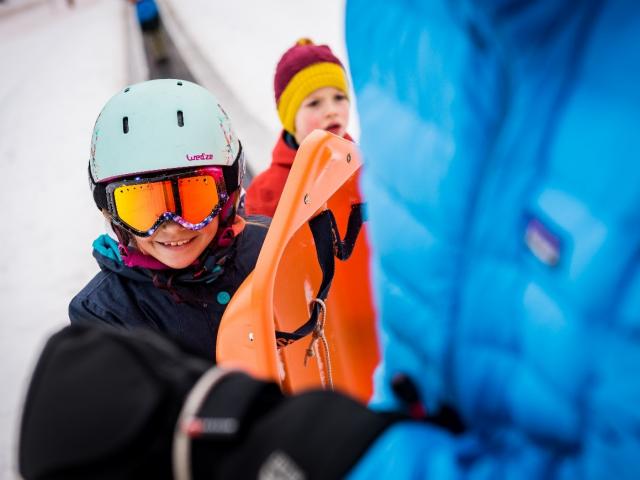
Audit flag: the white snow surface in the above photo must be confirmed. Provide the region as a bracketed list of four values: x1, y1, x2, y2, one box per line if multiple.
[0, 0, 349, 477]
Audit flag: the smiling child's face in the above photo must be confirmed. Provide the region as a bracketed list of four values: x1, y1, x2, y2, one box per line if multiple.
[134, 217, 219, 269]
[293, 86, 350, 145]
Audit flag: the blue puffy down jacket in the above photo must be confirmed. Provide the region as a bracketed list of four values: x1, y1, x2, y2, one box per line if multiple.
[346, 0, 640, 478]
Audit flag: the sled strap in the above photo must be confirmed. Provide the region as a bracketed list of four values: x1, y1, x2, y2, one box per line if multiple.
[274, 204, 366, 347]
[332, 203, 366, 261]
[304, 298, 334, 390]
[274, 210, 335, 346]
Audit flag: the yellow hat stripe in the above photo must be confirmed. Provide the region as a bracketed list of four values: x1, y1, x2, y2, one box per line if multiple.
[277, 62, 348, 135]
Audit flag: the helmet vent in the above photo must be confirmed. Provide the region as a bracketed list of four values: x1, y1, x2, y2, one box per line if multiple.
[177, 110, 184, 127]
[122, 116, 129, 134]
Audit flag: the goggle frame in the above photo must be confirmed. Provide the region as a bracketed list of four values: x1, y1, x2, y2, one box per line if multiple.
[104, 167, 229, 238]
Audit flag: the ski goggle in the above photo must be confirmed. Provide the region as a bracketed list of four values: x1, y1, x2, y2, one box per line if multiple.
[104, 167, 228, 237]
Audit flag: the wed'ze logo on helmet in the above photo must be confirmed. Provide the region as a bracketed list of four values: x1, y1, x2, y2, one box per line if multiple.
[186, 153, 214, 161]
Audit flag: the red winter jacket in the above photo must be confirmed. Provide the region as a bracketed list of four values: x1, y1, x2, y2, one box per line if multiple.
[245, 131, 353, 217]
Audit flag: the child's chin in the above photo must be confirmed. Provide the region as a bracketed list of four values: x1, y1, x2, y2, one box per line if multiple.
[157, 253, 197, 270]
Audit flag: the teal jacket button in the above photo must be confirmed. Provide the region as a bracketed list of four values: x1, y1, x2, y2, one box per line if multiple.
[217, 291, 231, 305]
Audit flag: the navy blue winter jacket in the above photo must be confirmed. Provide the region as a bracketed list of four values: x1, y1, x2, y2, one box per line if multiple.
[69, 217, 269, 361]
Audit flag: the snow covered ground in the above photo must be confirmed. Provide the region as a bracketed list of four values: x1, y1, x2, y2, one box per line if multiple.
[0, 1, 128, 477]
[0, 0, 348, 477]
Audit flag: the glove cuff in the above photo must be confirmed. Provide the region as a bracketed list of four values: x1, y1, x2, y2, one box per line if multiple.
[175, 369, 401, 479]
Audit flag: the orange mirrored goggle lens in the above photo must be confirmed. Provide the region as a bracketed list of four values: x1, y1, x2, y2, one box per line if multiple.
[112, 174, 220, 233]
[114, 180, 175, 233]
[177, 175, 220, 224]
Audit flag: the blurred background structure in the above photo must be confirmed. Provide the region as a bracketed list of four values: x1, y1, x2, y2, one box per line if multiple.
[0, 0, 350, 477]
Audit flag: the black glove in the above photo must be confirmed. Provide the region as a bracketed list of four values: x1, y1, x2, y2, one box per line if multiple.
[174, 370, 397, 480]
[19, 324, 398, 480]
[19, 324, 210, 480]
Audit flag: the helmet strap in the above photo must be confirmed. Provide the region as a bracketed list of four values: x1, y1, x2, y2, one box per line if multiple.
[218, 190, 239, 227]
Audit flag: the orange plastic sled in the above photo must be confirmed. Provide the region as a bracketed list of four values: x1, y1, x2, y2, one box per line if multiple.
[217, 130, 379, 403]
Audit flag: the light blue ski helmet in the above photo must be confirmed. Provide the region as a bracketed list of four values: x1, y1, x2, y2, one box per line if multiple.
[88, 79, 244, 219]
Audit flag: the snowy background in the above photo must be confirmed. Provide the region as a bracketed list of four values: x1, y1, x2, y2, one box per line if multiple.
[0, 0, 351, 477]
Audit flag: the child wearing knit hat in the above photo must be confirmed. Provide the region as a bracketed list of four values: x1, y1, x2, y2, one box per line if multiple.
[244, 38, 353, 217]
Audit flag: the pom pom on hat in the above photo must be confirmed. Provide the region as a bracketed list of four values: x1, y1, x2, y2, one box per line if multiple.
[274, 38, 348, 135]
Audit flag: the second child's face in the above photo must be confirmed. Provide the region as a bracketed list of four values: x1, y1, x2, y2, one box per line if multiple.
[134, 217, 219, 269]
[294, 87, 350, 145]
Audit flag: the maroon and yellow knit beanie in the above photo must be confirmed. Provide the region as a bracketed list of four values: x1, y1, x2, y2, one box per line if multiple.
[274, 38, 349, 135]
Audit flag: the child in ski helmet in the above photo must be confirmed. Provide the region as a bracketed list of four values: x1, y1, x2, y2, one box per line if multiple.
[70, 79, 269, 361]
[244, 38, 353, 217]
